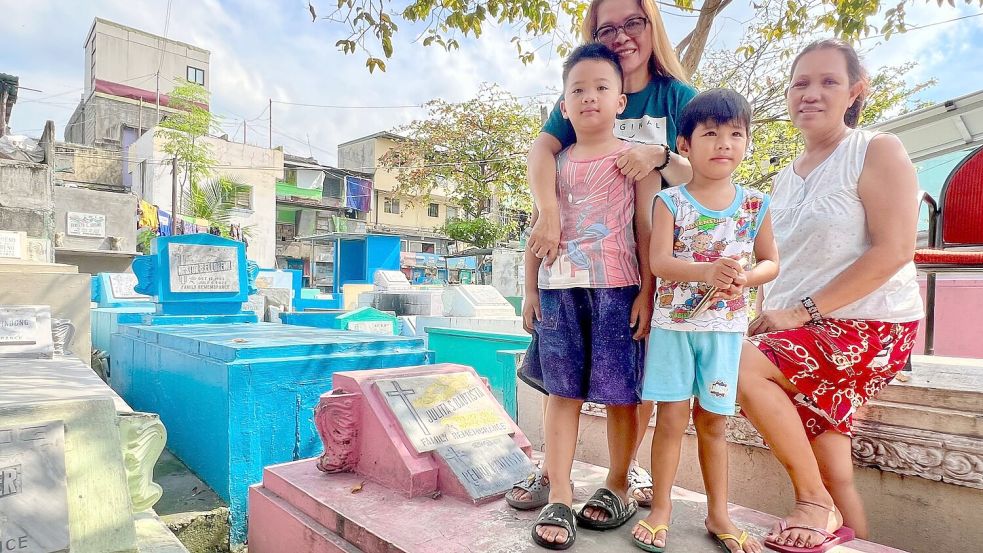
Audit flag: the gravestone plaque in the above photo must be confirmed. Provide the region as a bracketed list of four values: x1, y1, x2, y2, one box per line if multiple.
[168, 244, 239, 293]
[243, 295, 267, 318]
[0, 420, 70, 553]
[107, 273, 146, 300]
[0, 230, 23, 259]
[443, 285, 515, 317]
[435, 434, 534, 500]
[373, 270, 411, 291]
[0, 306, 53, 359]
[376, 371, 511, 453]
[66, 212, 106, 238]
[347, 320, 394, 335]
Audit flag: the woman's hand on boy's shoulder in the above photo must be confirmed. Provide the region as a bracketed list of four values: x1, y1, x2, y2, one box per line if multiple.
[617, 143, 666, 182]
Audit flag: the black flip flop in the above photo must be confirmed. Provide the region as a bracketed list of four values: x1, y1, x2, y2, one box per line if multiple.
[575, 487, 638, 530]
[577, 488, 638, 530]
[532, 503, 577, 550]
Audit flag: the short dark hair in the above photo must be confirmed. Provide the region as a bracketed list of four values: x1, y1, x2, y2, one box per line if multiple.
[678, 88, 752, 141]
[562, 42, 623, 91]
[790, 39, 869, 128]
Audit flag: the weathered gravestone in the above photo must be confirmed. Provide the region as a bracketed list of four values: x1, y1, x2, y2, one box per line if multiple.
[0, 230, 26, 260]
[313, 363, 533, 503]
[0, 305, 53, 359]
[130, 233, 257, 324]
[442, 285, 516, 318]
[0, 420, 70, 553]
[373, 269, 411, 291]
[91, 273, 151, 308]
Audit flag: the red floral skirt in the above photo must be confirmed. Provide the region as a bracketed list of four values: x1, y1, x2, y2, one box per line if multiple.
[748, 319, 918, 439]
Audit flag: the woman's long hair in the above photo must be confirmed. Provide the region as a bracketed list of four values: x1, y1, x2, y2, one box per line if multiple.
[580, 0, 690, 84]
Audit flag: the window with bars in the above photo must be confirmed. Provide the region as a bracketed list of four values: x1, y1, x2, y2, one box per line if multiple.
[446, 206, 459, 220]
[428, 203, 439, 217]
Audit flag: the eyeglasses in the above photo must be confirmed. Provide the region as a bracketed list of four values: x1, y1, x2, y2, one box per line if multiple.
[593, 16, 649, 45]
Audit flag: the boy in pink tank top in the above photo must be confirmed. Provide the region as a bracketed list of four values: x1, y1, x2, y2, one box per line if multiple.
[522, 43, 663, 550]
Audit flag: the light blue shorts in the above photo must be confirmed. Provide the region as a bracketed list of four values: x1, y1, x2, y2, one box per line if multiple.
[641, 328, 743, 416]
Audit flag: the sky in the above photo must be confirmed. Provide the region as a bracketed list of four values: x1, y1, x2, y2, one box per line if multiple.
[2, 0, 981, 166]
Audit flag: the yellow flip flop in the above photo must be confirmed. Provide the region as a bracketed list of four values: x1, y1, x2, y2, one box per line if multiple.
[632, 520, 669, 552]
[710, 529, 749, 552]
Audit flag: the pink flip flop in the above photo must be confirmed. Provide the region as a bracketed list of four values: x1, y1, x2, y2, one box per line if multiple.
[765, 524, 855, 553]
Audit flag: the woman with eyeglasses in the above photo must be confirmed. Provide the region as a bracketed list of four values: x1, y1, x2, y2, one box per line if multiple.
[526, 0, 696, 266]
[510, 0, 697, 534]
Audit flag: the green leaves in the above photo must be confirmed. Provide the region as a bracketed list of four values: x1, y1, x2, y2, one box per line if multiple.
[443, 217, 511, 249]
[313, 0, 971, 74]
[377, 84, 538, 247]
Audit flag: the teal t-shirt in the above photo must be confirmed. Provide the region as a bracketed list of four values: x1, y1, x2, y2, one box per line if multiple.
[542, 76, 698, 152]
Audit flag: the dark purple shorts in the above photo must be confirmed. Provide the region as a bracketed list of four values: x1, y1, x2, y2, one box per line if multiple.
[519, 286, 643, 405]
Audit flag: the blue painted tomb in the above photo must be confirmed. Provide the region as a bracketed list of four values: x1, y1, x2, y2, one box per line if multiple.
[109, 321, 431, 543]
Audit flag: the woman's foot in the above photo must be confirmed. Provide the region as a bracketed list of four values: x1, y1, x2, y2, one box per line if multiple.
[705, 515, 762, 553]
[768, 499, 843, 550]
[631, 503, 671, 549]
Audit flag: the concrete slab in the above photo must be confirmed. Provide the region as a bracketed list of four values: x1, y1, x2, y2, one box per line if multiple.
[248, 455, 904, 553]
[879, 355, 983, 412]
[0, 397, 137, 553]
[0, 355, 130, 411]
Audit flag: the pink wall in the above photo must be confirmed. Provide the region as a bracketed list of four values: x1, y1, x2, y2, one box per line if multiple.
[913, 276, 983, 358]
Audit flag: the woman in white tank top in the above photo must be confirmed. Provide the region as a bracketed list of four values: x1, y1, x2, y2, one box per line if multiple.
[736, 40, 923, 552]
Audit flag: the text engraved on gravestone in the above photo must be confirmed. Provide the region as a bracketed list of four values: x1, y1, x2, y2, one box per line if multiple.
[377, 372, 510, 452]
[0, 307, 53, 359]
[0, 307, 37, 346]
[0, 231, 22, 259]
[347, 321, 393, 335]
[168, 244, 239, 293]
[108, 273, 146, 300]
[66, 212, 106, 238]
[0, 420, 70, 553]
[435, 435, 534, 500]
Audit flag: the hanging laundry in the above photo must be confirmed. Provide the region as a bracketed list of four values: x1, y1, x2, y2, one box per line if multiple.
[137, 200, 160, 231]
[157, 209, 172, 236]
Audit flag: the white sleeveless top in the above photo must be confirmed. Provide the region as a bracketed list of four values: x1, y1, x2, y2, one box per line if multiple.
[763, 129, 923, 322]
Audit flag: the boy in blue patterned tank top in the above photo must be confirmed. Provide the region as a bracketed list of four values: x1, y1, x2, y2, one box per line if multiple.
[631, 89, 779, 553]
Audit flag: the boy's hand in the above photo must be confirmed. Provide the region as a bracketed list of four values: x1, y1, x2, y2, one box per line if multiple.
[522, 293, 542, 334]
[630, 293, 653, 340]
[713, 271, 747, 301]
[703, 257, 743, 288]
[528, 211, 560, 266]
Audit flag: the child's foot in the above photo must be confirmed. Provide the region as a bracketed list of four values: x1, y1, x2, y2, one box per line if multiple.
[506, 468, 550, 506]
[580, 477, 631, 523]
[631, 503, 671, 549]
[705, 515, 762, 553]
[532, 503, 576, 549]
[628, 462, 654, 507]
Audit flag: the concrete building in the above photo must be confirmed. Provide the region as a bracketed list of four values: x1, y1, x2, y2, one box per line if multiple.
[65, 18, 210, 154]
[274, 153, 373, 290]
[129, 129, 281, 267]
[337, 132, 459, 262]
